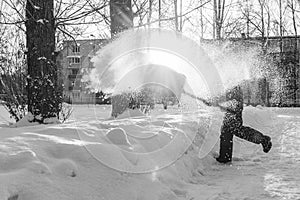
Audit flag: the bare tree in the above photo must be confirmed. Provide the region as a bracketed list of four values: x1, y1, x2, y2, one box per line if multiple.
[132, 0, 147, 26]
[158, 0, 161, 27]
[132, 0, 210, 34]
[213, 0, 225, 39]
[1, 0, 110, 42]
[110, 0, 133, 37]
[174, 0, 178, 31]
[0, 0, 111, 122]
[279, 0, 283, 54]
[0, 25, 27, 121]
[148, 0, 153, 27]
[25, 0, 62, 122]
[287, 0, 298, 49]
[287, 0, 299, 105]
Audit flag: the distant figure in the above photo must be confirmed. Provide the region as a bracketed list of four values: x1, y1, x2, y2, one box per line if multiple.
[162, 100, 168, 110]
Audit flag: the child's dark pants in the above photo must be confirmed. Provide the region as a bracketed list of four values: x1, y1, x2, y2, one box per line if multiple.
[218, 115, 265, 162]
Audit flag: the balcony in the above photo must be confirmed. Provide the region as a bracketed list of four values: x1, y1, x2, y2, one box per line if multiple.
[68, 64, 80, 69]
[68, 86, 82, 91]
[67, 56, 81, 68]
[68, 74, 83, 79]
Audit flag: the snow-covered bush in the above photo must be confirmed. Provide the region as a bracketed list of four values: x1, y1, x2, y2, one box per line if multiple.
[1, 73, 27, 122]
[59, 103, 73, 123]
[111, 89, 155, 118]
[0, 28, 27, 122]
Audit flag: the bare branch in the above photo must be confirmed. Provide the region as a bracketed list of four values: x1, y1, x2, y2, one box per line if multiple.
[135, 0, 211, 28]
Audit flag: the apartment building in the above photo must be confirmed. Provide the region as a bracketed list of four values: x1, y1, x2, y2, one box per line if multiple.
[57, 39, 107, 104]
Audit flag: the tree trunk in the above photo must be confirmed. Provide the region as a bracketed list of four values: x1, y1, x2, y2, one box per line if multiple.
[200, 0, 204, 39]
[25, 0, 61, 122]
[246, 0, 250, 37]
[148, 0, 153, 27]
[110, 0, 133, 37]
[290, 0, 298, 105]
[179, 0, 183, 32]
[174, 0, 178, 31]
[279, 0, 283, 56]
[158, 0, 161, 27]
[216, 0, 221, 39]
[258, 0, 266, 51]
[213, 0, 217, 39]
[213, 0, 225, 40]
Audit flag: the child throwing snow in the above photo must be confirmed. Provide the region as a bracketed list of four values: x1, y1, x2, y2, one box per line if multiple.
[212, 85, 272, 163]
[185, 85, 273, 163]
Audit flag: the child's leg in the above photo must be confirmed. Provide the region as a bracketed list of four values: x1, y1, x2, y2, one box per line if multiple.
[234, 126, 272, 153]
[234, 126, 263, 144]
[217, 126, 234, 163]
[234, 126, 264, 144]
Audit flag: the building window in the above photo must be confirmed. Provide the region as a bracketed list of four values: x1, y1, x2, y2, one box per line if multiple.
[69, 57, 80, 64]
[72, 92, 80, 98]
[71, 69, 79, 75]
[283, 39, 290, 48]
[72, 45, 80, 53]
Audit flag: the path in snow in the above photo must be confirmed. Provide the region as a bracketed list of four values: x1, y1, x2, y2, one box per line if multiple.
[187, 108, 300, 200]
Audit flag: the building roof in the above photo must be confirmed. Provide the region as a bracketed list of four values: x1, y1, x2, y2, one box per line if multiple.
[63, 38, 108, 43]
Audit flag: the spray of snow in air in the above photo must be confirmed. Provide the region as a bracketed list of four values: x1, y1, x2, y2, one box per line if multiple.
[201, 41, 272, 89]
[79, 29, 226, 173]
[84, 29, 279, 100]
[79, 29, 283, 173]
[202, 41, 283, 105]
[83, 28, 224, 100]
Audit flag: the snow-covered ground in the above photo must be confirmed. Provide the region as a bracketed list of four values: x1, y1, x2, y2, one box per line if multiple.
[0, 103, 299, 200]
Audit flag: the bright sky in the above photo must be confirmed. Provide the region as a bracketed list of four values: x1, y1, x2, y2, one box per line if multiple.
[80, 0, 300, 42]
[1, 0, 300, 44]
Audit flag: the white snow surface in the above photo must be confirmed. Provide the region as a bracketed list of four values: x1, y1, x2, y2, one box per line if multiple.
[0, 104, 299, 200]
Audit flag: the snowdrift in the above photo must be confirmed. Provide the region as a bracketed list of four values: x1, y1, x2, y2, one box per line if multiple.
[0, 105, 277, 200]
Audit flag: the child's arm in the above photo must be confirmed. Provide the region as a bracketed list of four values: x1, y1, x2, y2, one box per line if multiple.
[218, 99, 243, 114]
[183, 91, 227, 106]
[183, 92, 213, 106]
[183, 91, 242, 114]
